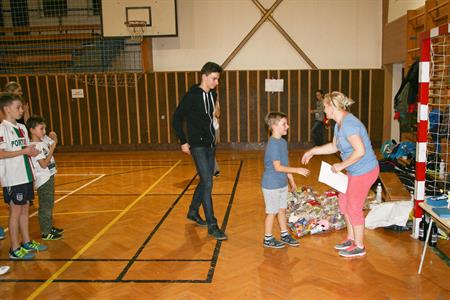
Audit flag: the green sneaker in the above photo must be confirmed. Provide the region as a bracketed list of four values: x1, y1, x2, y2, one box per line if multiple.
[22, 240, 48, 252]
[263, 237, 285, 249]
[9, 247, 35, 260]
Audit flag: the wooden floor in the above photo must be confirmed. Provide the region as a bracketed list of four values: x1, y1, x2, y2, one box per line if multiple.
[0, 150, 448, 299]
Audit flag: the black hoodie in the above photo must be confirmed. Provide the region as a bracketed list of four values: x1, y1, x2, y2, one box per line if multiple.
[172, 84, 216, 148]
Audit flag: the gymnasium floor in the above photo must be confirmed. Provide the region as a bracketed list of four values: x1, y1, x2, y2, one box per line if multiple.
[0, 150, 448, 299]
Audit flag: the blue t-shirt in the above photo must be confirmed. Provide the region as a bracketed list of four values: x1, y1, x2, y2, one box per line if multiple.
[334, 114, 378, 176]
[262, 137, 289, 189]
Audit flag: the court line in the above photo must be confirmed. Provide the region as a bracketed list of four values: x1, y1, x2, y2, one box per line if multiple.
[3, 174, 106, 233]
[0, 258, 211, 262]
[206, 160, 243, 283]
[115, 173, 197, 281]
[26, 160, 181, 300]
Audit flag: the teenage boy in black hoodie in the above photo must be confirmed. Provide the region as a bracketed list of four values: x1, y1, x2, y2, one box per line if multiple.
[172, 62, 227, 241]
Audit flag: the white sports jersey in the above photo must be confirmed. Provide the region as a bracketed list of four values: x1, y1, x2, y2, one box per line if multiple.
[0, 120, 34, 187]
[30, 140, 57, 189]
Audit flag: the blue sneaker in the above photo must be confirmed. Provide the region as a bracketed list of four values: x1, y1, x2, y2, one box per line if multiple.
[22, 240, 48, 252]
[0, 227, 5, 240]
[9, 247, 35, 260]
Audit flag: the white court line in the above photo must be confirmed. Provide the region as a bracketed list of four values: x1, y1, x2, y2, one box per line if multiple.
[57, 173, 105, 176]
[3, 174, 106, 233]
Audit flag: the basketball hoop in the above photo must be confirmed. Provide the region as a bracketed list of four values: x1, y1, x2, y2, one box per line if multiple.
[124, 21, 147, 42]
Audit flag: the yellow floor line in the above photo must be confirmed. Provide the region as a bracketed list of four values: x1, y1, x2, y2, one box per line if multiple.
[0, 210, 123, 219]
[26, 160, 181, 300]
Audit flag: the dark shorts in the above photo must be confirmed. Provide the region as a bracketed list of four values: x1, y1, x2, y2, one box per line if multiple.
[3, 182, 34, 205]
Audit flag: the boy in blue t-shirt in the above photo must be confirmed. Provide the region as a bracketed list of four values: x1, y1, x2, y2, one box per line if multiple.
[262, 112, 310, 248]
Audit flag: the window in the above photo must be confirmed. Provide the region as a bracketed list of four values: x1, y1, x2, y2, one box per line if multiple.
[42, 0, 68, 17]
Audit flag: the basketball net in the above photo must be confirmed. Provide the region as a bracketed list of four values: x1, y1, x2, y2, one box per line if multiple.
[124, 21, 147, 43]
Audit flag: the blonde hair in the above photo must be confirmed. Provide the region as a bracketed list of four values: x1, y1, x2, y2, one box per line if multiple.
[265, 111, 287, 131]
[324, 91, 354, 111]
[4, 81, 21, 94]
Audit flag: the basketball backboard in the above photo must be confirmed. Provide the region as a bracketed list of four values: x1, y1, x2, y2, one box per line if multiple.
[101, 0, 177, 38]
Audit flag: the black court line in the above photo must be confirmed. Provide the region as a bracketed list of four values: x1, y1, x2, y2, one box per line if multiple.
[52, 193, 232, 197]
[0, 279, 209, 283]
[206, 160, 243, 283]
[115, 173, 198, 281]
[0, 258, 211, 262]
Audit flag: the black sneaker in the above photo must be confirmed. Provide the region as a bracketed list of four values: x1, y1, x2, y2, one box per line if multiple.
[214, 171, 220, 177]
[187, 213, 207, 227]
[42, 232, 63, 241]
[51, 227, 64, 234]
[263, 237, 285, 249]
[208, 225, 228, 240]
[281, 234, 299, 247]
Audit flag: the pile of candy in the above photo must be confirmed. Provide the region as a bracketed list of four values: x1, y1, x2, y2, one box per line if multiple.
[287, 187, 346, 238]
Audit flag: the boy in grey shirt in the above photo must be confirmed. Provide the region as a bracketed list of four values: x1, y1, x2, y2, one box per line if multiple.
[261, 112, 310, 248]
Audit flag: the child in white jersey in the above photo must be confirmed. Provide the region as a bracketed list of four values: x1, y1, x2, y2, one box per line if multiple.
[0, 93, 47, 260]
[27, 116, 63, 241]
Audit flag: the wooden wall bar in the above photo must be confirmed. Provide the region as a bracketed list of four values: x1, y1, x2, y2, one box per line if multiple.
[0, 69, 384, 151]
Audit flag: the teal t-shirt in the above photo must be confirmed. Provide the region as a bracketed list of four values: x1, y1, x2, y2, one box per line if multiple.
[262, 137, 289, 189]
[334, 114, 378, 176]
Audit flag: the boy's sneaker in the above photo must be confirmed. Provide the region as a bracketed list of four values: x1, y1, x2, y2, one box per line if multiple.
[9, 247, 35, 260]
[263, 237, 286, 249]
[281, 234, 300, 247]
[338, 245, 366, 258]
[51, 227, 64, 234]
[22, 240, 48, 252]
[42, 231, 63, 241]
[0, 227, 5, 240]
[334, 239, 353, 250]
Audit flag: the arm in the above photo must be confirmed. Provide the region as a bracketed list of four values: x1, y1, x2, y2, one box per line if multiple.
[331, 134, 365, 173]
[37, 144, 56, 169]
[272, 160, 310, 177]
[0, 145, 39, 159]
[301, 137, 339, 164]
[287, 173, 297, 192]
[214, 100, 220, 118]
[172, 95, 191, 154]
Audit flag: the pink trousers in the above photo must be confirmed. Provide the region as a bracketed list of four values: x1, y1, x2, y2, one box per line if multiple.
[338, 166, 380, 226]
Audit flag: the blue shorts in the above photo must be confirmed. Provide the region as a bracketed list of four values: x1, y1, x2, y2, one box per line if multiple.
[3, 182, 34, 205]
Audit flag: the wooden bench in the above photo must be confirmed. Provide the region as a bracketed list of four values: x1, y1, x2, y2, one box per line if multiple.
[379, 172, 411, 202]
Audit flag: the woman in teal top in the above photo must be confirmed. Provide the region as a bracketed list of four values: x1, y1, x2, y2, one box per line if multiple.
[302, 92, 379, 258]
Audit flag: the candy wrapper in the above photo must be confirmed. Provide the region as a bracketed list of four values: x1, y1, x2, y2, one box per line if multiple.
[287, 187, 346, 238]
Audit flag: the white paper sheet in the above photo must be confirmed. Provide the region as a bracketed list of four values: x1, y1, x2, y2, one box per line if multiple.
[318, 161, 348, 193]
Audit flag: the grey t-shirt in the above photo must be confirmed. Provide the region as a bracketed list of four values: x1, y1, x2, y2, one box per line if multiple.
[262, 137, 289, 189]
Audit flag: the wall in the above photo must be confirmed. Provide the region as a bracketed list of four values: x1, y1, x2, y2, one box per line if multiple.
[0, 69, 384, 151]
[152, 0, 382, 71]
[388, 0, 425, 23]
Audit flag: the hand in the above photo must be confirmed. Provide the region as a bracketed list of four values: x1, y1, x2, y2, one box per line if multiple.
[48, 131, 58, 145]
[331, 163, 344, 173]
[301, 149, 314, 165]
[296, 167, 310, 177]
[289, 181, 297, 192]
[23, 144, 39, 157]
[181, 143, 191, 155]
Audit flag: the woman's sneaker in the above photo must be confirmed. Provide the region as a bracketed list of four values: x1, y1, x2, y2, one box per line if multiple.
[338, 245, 366, 258]
[42, 231, 63, 241]
[281, 234, 300, 247]
[263, 237, 285, 249]
[9, 247, 35, 260]
[22, 240, 48, 252]
[334, 239, 353, 250]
